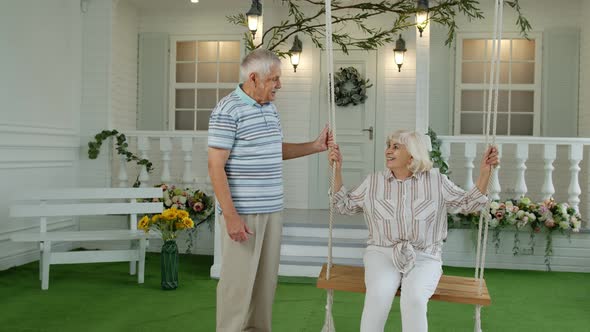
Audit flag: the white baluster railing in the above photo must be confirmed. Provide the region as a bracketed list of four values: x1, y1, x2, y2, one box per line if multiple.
[541, 144, 556, 200]
[437, 136, 590, 226]
[181, 137, 194, 187]
[160, 137, 172, 184]
[489, 144, 502, 200]
[568, 144, 583, 213]
[113, 132, 590, 229]
[118, 152, 129, 188]
[121, 131, 208, 189]
[137, 136, 151, 187]
[464, 142, 476, 190]
[514, 144, 528, 199]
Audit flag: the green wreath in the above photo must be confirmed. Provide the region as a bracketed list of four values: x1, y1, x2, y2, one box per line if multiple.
[334, 66, 373, 107]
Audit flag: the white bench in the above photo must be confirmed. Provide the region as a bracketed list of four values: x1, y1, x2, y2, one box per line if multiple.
[9, 187, 163, 290]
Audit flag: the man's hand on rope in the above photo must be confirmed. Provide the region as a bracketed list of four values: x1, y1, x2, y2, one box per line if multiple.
[314, 125, 334, 153]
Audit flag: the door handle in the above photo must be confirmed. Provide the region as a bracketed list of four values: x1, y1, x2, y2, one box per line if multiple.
[362, 126, 373, 140]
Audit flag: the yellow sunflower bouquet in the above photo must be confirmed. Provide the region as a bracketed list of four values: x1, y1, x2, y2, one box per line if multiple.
[138, 207, 195, 242]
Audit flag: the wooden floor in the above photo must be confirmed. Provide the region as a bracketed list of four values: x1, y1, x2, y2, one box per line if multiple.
[317, 264, 491, 306]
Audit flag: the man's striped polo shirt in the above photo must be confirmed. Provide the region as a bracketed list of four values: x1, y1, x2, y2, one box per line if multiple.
[208, 85, 284, 215]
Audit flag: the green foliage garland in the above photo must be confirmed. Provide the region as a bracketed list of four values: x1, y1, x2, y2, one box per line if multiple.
[427, 127, 449, 176]
[88, 130, 153, 187]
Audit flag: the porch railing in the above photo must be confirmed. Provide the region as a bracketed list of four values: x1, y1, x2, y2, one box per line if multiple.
[112, 132, 590, 228]
[438, 135, 590, 221]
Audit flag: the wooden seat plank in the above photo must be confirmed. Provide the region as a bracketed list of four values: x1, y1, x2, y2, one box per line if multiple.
[317, 264, 491, 306]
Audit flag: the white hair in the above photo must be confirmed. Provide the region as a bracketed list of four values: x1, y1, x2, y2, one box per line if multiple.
[240, 48, 282, 81]
[387, 130, 433, 174]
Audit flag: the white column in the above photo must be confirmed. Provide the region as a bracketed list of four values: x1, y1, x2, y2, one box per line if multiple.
[464, 142, 476, 190]
[180, 137, 194, 187]
[513, 144, 529, 199]
[137, 136, 151, 187]
[160, 137, 172, 184]
[568, 144, 583, 213]
[541, 144, 556, 200]
[489, 144, 502, 200]
[415, 21, 430, 134]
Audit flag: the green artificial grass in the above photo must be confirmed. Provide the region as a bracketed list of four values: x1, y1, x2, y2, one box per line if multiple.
[0, 254, 589, 331]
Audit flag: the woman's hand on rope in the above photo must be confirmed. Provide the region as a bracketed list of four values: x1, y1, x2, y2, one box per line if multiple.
[328, 144, 343, 170]
[476, 146, 500, 194]
[480, 146, 500, 173]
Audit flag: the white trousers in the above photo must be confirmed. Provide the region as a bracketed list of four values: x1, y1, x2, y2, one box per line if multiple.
[360, 245, 443, 332]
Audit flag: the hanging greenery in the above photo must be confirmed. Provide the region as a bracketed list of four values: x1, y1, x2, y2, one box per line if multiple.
[334, 67, 373, 106]
[427, 127, 450, 176]
[228, 0, 531, 56]
[87, 130, 153, 187]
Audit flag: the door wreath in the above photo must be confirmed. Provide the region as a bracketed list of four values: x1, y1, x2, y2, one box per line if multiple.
[333, 66, 373, 107]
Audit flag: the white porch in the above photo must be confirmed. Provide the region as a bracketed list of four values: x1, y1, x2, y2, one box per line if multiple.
[2, 0, 590, 276]
[109, 132, 590, 275]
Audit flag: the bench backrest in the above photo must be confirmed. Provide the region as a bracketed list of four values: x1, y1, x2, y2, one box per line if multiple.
[10, 188, 164, 232]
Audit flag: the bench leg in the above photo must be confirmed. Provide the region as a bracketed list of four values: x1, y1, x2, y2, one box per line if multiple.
[129, 240, 137, 276]
[39, 242, 43, 281]
[137, 238, 146, 284]
[41, 241, 51, 290]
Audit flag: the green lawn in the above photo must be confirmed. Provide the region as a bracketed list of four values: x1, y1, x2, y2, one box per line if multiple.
[0, 254, 588, 331]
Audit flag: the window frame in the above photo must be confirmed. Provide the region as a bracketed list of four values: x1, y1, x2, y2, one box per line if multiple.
[453, 32, 542, 136]
[168, 35, 244, 131]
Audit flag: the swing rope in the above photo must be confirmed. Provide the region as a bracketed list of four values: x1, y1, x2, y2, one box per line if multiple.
[321, 0, 337, 330]
[320, 1, 502, 331]
[474, 1, 503, 330]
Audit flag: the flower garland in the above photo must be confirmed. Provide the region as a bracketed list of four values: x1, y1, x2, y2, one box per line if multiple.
[334, 67, 373, 107]
[449, 197, 582, 271]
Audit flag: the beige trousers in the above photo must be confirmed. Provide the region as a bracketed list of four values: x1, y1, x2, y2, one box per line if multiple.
[216, 212, 283, 332]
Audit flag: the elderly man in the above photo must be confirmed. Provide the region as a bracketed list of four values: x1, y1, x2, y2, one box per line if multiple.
[208, 48, 331, 332]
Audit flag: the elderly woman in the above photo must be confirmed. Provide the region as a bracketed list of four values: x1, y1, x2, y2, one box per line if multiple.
[328, 130, 499, 332]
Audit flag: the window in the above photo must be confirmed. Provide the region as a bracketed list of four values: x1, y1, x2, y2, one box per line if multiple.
[170, 37, 242, 131]
[454, 34, 541, 136]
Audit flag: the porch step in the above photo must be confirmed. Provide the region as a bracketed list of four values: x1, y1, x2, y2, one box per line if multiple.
[279, 256, 364, 278]
[283, 222, 368, 239]
[279, 222, 367, 277]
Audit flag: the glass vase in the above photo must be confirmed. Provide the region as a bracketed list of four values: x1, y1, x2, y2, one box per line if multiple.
[161, 239, 179, 290]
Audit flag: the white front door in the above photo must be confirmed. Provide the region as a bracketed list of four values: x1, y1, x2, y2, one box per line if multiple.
[312, 50, 377, 209]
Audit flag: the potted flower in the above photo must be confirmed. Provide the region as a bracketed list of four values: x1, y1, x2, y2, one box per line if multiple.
[153, 184, 214, 253]
[138, 208, 194, 290]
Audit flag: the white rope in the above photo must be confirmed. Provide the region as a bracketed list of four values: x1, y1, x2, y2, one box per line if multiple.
[322, 0, 337, 331]
[474, 1, 503, 331]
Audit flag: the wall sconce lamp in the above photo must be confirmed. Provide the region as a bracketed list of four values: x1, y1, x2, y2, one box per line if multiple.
[246, 0, 262, 38]
[393, 35, 407, 72]
[289, 35, 303, 72]
[416, 0, 429, 37]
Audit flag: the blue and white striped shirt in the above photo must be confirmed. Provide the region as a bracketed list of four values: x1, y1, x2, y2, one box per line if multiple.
[208, 85, 284, 215]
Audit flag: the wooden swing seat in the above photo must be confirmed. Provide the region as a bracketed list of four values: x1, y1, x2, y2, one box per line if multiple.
[317, 264, 491, 306]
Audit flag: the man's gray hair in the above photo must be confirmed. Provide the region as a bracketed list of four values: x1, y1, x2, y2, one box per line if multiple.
[240, 49, 282, 81]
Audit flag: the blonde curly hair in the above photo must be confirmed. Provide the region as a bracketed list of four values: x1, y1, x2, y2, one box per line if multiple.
[387, 130, 433, 174]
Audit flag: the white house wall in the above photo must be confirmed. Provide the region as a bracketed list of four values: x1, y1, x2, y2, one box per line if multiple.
[78, 0, 114, 188]
[112, 0, 139, 131]
[581, 0, 590, 137]
[0, 0, 82, 270]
